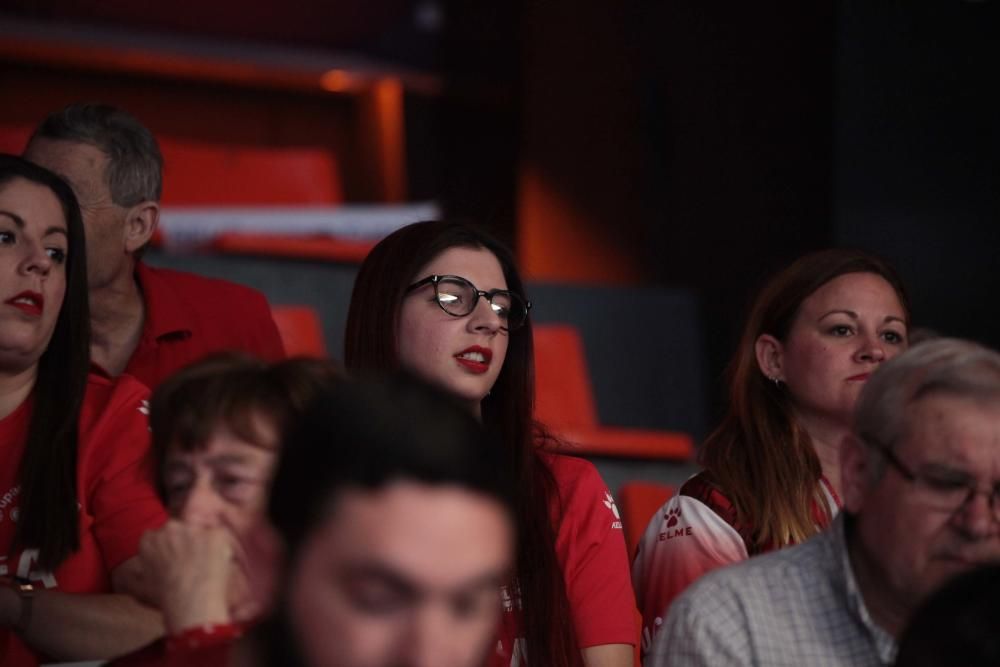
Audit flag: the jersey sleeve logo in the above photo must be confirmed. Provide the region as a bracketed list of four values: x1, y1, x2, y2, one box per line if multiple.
[603, 491, 623, 529]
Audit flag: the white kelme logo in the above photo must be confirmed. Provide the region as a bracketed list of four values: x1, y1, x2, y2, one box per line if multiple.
[603, 492, 621, 519]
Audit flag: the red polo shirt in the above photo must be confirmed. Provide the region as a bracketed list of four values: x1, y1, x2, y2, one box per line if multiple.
[121, 263, 285, 388]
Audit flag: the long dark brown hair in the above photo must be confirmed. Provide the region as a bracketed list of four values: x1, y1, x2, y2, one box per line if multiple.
[701, 248, 910, 549]
[344, 220, 578, 666]
[1, 154, 91, 571]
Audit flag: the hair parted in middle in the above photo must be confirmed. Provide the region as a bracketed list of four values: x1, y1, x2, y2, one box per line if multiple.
[344, 219, 579, 667]
[701, 247, 911, 550]
[1, 153, 91, 571]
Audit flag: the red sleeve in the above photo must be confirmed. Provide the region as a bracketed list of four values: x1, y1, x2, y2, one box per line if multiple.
[631, 491, 748, 657]
[549, 455, 638, 649]
[79, 375, 168, 572]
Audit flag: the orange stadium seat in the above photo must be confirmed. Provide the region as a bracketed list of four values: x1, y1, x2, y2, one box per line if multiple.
[533, 324, 694, 460]
[210, 233, 376, 264]
[159, 138, 343, 205]
[0, 124, 31, 154]
[618, 481, 676, 560]
[271, 305, 327, 357]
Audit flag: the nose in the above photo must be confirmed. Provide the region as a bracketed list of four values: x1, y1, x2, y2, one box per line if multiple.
[466, 294, 502, 334]
[855, 332, 886, 364]
[177, 475, 225, 528]
[399, 607, 457, 667]
[19, 242, 53, 277]
[952, 489, 999, 541]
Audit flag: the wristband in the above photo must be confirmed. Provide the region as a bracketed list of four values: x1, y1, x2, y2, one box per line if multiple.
[166, 622, 244, 652]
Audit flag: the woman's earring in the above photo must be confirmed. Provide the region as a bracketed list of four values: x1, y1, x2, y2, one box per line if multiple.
[769, 376, 782, 388]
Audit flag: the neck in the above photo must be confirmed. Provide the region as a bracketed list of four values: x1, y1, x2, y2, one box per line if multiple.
[845, 519, 909, 637]
[794, 410, 851, 499]
[0, 365, 38, 420]
[89, 267, 145, 377]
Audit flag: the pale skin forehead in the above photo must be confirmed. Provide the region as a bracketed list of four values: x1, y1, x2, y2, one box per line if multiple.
[900, 393, 1000, 475]
[415, 246, 509, 292]
[312, 481, 514, 590]
[799, 272, 907, 324]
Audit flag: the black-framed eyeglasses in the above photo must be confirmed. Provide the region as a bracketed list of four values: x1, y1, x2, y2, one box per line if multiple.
[876, 442, 1000, 521]
[405, 274, 532, 332]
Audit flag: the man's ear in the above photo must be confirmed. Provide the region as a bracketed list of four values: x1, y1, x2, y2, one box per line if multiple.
[755, 333, 785, 382]
[840, 433, 872, 513]
[123, 201, 159, 254]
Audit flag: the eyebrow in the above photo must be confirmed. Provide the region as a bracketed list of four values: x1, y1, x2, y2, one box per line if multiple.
[343, 562, 507, 597]
[0, 210, 68, 239]
[818, 309, 906, 325]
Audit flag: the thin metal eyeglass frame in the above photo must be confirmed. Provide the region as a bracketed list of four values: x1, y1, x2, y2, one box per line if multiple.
[405, 274, 532, 331]
[876, 442, 1000, 519]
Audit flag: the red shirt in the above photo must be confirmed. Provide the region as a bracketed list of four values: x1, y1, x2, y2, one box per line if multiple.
[121, 263, 285, 388]
[491, 453, 638, 666]
[0, 374, 168, 666]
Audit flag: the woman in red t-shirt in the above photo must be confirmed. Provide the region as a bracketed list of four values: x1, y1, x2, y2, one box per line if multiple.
[345, 220, 636, 667]
[0, 154, 166, 665]
[632, 249, 913, 657]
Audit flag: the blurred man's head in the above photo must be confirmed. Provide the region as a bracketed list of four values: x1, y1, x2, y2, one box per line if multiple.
[256, 372, 517, 667]
[24, 103, 161, 288]
[841, 338, 1000, 628]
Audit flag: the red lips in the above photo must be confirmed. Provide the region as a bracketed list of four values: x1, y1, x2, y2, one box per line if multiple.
[846, 372, 871, 382]
[454, 345, 492, 374]
[4, 291, 44, 317]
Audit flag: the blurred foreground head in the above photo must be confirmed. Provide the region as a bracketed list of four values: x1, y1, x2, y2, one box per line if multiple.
[254, 372, 517, 667]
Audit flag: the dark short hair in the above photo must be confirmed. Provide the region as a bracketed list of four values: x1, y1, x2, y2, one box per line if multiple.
[149, 353, 341, 505]
[895, 565, 1000, 667]
[268, 371, 516, 553]
[29, 103, 163, 206]
[0, 153, 90, 570]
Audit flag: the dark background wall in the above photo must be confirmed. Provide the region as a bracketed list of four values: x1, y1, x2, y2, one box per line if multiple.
[832, 0, 1000, 347]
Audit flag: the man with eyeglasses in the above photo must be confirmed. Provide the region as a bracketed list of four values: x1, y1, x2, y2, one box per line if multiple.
[648, 338, 1000, 667]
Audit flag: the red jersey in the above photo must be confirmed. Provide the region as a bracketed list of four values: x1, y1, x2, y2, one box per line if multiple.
[0, 374, 168, 666]
[119, 263, 285, 389]
[491, 454, 637, 666]
[631, 470, 840, 658]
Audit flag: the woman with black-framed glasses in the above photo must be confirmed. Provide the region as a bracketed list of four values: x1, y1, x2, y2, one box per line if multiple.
[345, 220, 636, 667]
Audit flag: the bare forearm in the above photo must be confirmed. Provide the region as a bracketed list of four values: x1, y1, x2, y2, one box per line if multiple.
[8, 589, 164, 661]
[582, 643, 635, 667]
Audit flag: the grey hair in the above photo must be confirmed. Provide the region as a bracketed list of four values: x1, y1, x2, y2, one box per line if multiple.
[855, 338, 1000, 471]
[29, 103, 162, 206]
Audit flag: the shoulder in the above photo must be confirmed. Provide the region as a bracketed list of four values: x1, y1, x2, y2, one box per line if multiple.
[80, 373, 150, 419]
[140, 264, 271, 312]
[541, 451, 604, 490]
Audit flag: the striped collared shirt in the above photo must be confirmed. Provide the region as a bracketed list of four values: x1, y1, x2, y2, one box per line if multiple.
[648, 514, 896, 667]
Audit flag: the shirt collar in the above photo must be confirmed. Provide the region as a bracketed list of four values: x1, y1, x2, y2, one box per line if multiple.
[833, 514, 899, 665]
[135, 262, 192, 342]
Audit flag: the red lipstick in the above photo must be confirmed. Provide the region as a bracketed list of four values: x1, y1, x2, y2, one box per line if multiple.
[4, 291, 43, 317]
[455, 346, 492, 374]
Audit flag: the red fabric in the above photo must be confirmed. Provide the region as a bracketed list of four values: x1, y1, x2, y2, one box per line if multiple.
[121, 263, 285, 388]
[109, 622, 246, 667]
[0, 374, 168, 666]
[490, 453, 637, 666]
